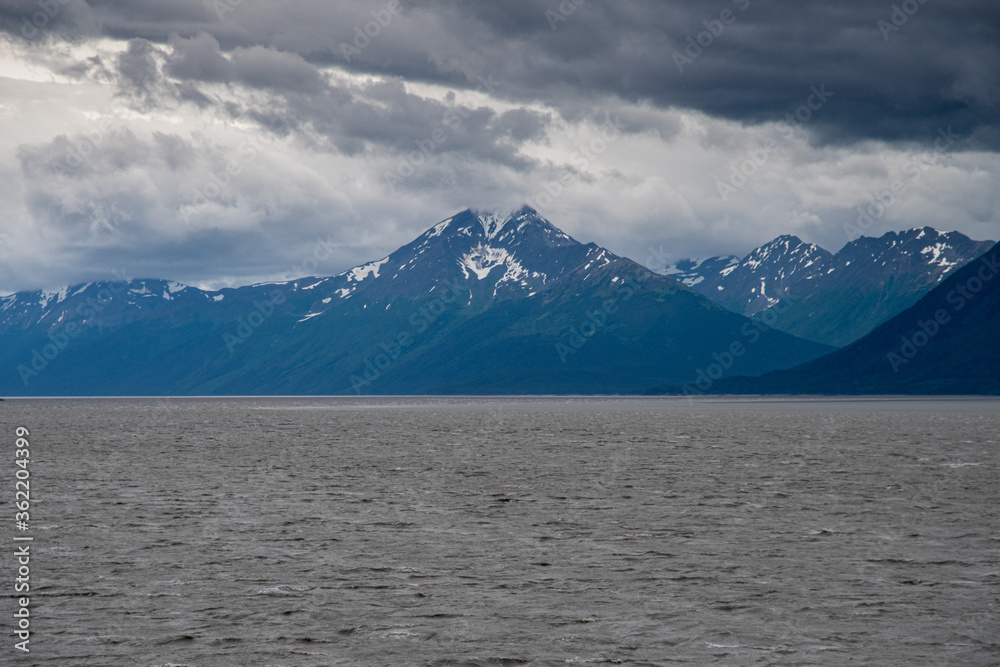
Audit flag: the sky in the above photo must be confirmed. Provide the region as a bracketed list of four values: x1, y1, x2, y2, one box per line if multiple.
[0, 0, 998, 293]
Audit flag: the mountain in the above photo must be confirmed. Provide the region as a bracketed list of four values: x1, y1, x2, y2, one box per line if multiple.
[662, 255, 740, 288]
[664, 228, 994, 347]
[0, 206, 833, 396]
[666, 235, 831, 316]
[688, 240, 1000, 395]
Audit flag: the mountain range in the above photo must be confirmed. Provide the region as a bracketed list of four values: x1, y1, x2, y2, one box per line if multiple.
[2, 206, 995, 396]
[664, 229, 994, 347]
[685, 239, 1000, 395]
[0, 206, 832, 396]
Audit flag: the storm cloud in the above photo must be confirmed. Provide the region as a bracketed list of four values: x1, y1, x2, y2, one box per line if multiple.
[0, 0, 997, 293]
[5, 0, 997, 147]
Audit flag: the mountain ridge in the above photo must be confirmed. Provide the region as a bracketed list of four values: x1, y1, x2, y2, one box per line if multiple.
[662, 227, 994, 346]
[0, 206, 833, 396]
[678, 239, 1000, 395]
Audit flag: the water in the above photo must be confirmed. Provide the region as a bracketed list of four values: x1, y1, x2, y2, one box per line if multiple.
[3, 397, 999, 665]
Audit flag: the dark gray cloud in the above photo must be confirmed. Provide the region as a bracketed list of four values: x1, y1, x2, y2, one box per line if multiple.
[166, 31, 230, 81]
[115, 37, 161, 106]
[230, 45, 325, 92]
[97, 25, 549, 171]
[2, 0, 998, 295]
[0, 0, 96, 40]
[166, 34, 326, 91]
[416, 0, 1000, 150]
[4, 0, 994, 149]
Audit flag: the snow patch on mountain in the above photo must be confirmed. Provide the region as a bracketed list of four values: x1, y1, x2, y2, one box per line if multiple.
[162, 281, 188, 300]
[426, 217, 453, 238]
[476, 210, 516, 240]
[663, 256, 740, 286]
[459, 244, 515, 280]
[347, 257, 389, 283]
[39, 286, 69, 309]
[921, 242, 957, 271]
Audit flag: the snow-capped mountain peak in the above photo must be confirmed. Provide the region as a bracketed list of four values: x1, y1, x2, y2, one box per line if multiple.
[656, 227, 994, 346]
[161, 205, 617, 320]
[663, 256, 740, 287]
[473, 208, 517, 240]
[664, 235, 832, 312]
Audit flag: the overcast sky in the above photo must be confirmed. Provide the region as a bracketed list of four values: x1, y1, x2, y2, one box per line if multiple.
[1, 0, 998, 293]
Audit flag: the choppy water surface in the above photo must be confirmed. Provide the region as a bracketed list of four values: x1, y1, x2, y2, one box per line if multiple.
[4, 396, 999, 665]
